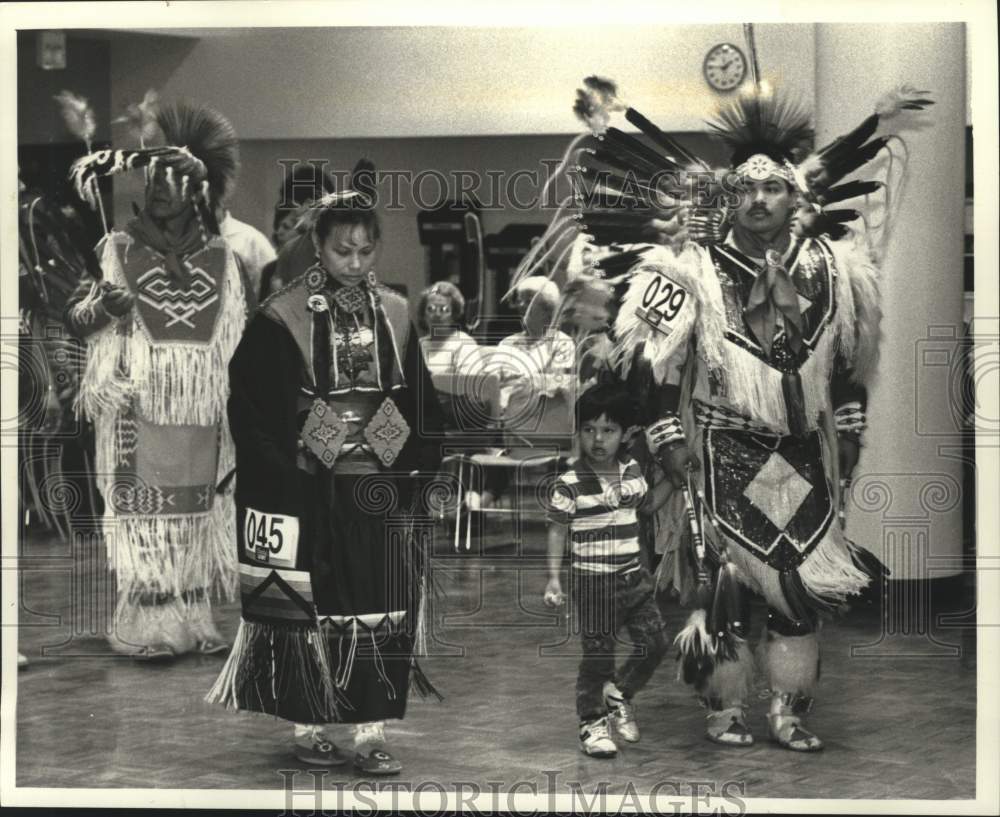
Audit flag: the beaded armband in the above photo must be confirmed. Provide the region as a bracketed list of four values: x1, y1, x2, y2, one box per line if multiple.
[646, 413, 685, 452]
[834, 401, 866, 441]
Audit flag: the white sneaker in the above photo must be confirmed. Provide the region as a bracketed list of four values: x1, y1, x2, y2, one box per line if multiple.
[579, 715, 617, 758]
[604, 682, 639, 742]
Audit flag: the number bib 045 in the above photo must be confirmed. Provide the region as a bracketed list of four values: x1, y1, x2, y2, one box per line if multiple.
[243, 506, 300, 568]
[635, 271, 690, 334]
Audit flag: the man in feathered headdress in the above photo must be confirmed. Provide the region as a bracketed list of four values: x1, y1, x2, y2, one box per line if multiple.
[518, 74, 928, 752]
[616, 85, 920, 752]
[65, 101, 251, 660]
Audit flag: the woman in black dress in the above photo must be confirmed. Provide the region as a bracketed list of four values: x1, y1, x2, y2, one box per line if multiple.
[208, 162, 443, 774]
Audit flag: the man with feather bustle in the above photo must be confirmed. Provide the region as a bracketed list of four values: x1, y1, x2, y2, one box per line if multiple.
[520, 76, 929, 751]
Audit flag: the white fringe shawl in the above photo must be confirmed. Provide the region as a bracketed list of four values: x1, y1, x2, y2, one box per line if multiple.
[612, 244, 725, 381]
[613, 241, 839, 435]
[77, 231, 247, 427]
[827, 231, 883, 385]
[708, 330, 836, 436]
[698, 507, 869, 622]
[101, 496, 238, 601]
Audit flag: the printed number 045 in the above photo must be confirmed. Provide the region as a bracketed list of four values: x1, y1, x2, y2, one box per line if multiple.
[246, 510, 284, 554]
[641, 274, 687, 321]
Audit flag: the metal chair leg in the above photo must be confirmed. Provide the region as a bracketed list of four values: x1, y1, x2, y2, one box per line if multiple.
[454, 457, 465, 553]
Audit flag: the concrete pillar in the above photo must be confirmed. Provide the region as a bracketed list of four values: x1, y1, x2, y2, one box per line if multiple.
[814, 24, 967, 582]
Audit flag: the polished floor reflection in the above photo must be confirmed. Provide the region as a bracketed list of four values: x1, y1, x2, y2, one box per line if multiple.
[14, 519, 976, 799]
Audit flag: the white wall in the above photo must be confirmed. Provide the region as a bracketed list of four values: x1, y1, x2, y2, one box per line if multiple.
[110, 25, 816, 138]
[106, 24, 816, 291]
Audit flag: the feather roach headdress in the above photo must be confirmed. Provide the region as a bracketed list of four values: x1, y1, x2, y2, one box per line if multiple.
[68, 99, 240, 232]
[156, 101, 239, 203]
[707, 86, 813, 181]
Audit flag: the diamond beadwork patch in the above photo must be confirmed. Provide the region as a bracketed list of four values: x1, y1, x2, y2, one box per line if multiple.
[300, 399, 348, 469]
[363, 397, 411, 466]
[742, 452, 813, 531]
[333, 285, 367, 314]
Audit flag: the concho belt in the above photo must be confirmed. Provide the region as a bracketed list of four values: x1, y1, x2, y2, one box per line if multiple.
[300, 396, 410, 468]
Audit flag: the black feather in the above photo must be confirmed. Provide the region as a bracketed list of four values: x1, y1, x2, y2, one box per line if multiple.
[823, 137, 888, 186]
[583, 146, 654, 179]
[604, 127, 679, 175]
[579, 210, 654, 228]
[577, 165, 659, 207]
[707, 562, 743, 662]
[819, 179, 883, 205]
[593, 249, 645, 275]
[817, 113, 879, 161]
[624, 107, 703, 168]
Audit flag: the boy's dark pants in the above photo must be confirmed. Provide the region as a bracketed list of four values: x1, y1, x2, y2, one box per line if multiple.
[574, 566, 669, 722]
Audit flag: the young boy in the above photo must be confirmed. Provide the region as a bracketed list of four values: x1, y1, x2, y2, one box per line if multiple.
[543, 383, 670, 758]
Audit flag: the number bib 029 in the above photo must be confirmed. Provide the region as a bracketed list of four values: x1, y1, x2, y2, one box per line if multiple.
[634, 271, 690, 334]
[243, 506, 300, 568]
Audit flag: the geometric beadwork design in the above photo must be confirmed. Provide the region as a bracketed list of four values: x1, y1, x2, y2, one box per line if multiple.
[363, 397, 410, 466]
[120, 243, 225, 344]
[300, 399, 348, 469]
[116, 416, 138, 468]
[743, 452, 813, 531]
[702, 428, 834, 570]
[332, 285, 367, 314]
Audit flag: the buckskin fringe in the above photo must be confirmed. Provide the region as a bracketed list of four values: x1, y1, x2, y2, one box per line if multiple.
[105, 499, 238, 603]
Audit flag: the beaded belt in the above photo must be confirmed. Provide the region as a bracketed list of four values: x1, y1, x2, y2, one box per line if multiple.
[299, 396, 411, 468]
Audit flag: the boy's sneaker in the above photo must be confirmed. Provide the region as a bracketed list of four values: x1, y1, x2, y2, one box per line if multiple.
[579, 715, 617, 758]
[604, 682, 640, 742]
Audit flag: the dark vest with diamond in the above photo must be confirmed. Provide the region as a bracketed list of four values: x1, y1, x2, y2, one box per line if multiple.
[261, 272, 411, 472]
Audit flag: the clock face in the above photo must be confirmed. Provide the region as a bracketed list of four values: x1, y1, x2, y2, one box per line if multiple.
[703, 43, 747, 92]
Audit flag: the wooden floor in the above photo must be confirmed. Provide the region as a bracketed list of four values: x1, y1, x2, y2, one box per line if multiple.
[13, 517, 976, 800]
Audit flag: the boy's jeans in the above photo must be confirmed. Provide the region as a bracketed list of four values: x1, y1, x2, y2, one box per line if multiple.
[574, 566, 669, 722]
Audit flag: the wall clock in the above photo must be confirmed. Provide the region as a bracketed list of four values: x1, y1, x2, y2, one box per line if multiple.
[703, 43, 747, 92]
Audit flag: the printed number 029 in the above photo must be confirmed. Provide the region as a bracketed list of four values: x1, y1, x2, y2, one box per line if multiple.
[245, 511, 285, 554]
[641, 275, 687, 321]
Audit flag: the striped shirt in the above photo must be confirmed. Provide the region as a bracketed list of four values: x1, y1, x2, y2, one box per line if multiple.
[548, 457, 648, 574]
